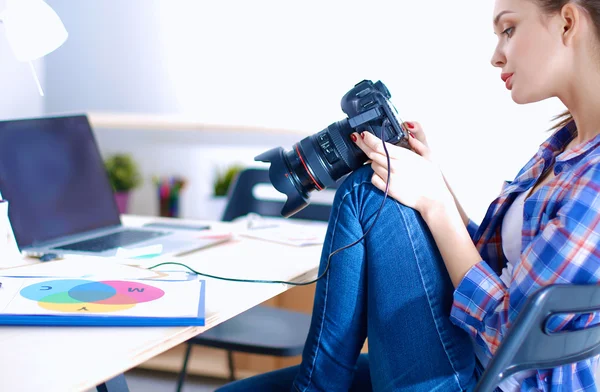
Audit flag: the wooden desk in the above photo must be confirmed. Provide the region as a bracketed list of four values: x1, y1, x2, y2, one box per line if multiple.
[0, 216, 323, 392]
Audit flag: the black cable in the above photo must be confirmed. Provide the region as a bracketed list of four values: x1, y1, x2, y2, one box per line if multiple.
[148, 121, 400, 286]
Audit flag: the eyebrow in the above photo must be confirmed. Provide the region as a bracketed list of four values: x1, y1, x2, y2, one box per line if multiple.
[494, 10, 515, 26]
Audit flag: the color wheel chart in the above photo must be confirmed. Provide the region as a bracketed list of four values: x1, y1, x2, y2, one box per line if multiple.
[20, 279, 165, 313]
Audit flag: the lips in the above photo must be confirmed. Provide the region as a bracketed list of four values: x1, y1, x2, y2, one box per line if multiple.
[501, 73, 514, 89]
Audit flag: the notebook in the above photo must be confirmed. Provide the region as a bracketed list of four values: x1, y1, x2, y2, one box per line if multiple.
[0, 114, 227, 258]
[0, 275, 205, 326]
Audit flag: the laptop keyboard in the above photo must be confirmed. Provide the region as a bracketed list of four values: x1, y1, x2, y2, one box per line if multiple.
[52, 229, 168, 253]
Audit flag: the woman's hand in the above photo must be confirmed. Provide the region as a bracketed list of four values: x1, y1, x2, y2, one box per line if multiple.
[404, 121, 434, 162]
[352, 128, 453, 216]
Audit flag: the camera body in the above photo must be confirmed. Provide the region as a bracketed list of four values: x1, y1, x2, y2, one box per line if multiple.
[256, 80, 408, 217]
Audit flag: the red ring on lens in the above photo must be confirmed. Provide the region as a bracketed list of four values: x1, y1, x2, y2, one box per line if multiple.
[294, 145, 323, 191]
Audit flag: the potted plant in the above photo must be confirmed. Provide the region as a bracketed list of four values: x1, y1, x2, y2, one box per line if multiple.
[213, 164, 244, 198]
[104, 153, 142, 214]
[207, 163, 244, 220]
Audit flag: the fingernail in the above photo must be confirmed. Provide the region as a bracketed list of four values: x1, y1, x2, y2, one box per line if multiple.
[350, 134, 357, 142]
[405, 122, 414, 129]
[361, 132, 366, 140]
[408, 131, 415, 138]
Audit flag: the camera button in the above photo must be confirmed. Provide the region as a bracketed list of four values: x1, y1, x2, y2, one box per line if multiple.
[357, 88, 371, 98]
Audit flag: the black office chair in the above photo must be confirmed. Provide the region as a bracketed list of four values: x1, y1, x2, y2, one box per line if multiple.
[475, 284, 600, 392]
[175, 168, 339, 392]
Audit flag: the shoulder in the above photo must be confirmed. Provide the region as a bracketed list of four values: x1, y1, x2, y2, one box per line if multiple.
[555, 159, 600, 224]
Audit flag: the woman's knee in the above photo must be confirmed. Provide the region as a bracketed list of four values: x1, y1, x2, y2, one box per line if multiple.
[332, 164, 420, 226]
[330, 165, 377, 213]
[337, 165, 375, 192]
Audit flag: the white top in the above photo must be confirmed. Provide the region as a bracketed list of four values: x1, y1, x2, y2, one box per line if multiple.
[500, 188, 531, 286]
[474, 189, 535, 392]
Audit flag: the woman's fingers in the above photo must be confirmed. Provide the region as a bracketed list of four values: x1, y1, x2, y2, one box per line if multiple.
[367, 151, 394, 172]
[371, 161, 390, 183]
[403, 121, 433, 160]
[355, 132, 399, 158]
[408, 136, 428, 157]
[353, 131, 417, 170]
[371, 171, 387, 192]
[403, 121, 427, 144]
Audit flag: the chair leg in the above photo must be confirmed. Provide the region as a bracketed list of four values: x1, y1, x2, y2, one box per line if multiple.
[175, 343, 193, 392]
[97, 374, 130, 392]
[227, 350, 236, 381]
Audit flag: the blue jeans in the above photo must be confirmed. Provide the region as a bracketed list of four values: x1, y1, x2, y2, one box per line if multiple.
[217, 165, 477, 391]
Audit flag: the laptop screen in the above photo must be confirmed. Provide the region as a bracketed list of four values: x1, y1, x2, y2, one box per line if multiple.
[0, 115, 121, 248]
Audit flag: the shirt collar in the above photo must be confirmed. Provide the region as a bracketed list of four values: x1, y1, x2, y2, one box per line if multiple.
[537, 121, 575, 160]
[549, 120, 600, 163]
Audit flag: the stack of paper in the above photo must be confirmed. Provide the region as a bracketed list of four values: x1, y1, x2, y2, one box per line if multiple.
[239, 222, 328, 247]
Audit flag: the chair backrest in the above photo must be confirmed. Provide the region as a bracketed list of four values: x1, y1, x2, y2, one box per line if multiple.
[475, 284, 600, 392]
[221, 167, 338, 222]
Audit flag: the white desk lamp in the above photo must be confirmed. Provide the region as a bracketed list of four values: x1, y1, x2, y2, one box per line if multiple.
[0, 0, 67, 96]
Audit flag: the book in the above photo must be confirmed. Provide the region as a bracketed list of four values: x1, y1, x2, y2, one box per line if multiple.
[0, 275, 205, 326]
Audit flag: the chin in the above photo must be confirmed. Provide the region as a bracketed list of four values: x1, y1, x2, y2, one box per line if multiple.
[510, 82, 553, 105]
[511, 92, 530, 105]
[510, 89, 547, 105]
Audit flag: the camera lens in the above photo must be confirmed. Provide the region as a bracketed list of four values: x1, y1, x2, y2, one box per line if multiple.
[256, 80, 405, 218]
[254, 147, 311, 217]
[255, 119, 363, 217]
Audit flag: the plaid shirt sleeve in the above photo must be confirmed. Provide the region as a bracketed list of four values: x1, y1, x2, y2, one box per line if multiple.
[467, 219, 480, 240]
[450, 164, 600, 391]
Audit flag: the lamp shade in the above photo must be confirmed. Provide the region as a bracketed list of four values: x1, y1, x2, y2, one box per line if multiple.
[0, 0, 67, 61]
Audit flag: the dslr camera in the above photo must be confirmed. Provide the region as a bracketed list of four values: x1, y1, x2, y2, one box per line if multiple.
[256, 79, 408, 217]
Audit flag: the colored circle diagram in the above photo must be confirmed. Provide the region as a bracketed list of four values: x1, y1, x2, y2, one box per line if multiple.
[20, 279, 165, 313]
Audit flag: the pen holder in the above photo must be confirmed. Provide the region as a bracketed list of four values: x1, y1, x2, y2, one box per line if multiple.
[155, 176, 186, 218]
[159, 195, 180, 218]
[0, 201, 21, 261]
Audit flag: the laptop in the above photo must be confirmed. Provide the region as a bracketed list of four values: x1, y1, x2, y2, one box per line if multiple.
[0, 114, 226, 258]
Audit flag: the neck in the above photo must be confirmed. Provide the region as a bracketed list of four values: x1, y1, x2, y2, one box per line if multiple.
[558, 62, 600, 145]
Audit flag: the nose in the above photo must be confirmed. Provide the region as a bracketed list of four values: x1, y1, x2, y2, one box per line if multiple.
[490, 44, 506, 68]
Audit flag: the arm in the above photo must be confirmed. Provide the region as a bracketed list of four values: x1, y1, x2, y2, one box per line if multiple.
[404, 122, 473, 229]
[421, 202, 484, 288]
[445, 167, 600, 390]
[443, 174, 473, 229]
[356, 128, 484, 286]
[445, 184, 600, 349]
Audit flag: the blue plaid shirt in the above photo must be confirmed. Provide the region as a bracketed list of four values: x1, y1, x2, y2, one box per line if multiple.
[450, 121, 600, 391]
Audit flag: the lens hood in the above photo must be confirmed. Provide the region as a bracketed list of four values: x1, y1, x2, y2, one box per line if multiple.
[255, 147, 310, 217]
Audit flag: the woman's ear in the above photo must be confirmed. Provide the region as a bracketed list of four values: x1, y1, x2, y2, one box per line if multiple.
[559, 3, 581, 46]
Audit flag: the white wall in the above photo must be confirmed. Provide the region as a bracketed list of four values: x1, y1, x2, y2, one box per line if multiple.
[0, 0, 45, 119]
[43, 0, 566, 222]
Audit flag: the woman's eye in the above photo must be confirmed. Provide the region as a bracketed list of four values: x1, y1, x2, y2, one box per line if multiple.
[502, 27, 514, 37]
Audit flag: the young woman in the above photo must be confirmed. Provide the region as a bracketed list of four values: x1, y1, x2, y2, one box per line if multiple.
[217, 0, 600, 390]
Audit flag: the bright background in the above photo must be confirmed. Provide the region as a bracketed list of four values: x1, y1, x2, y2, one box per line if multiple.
[0, 0, 566, 222]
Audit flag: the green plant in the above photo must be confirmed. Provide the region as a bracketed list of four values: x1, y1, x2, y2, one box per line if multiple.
[213, 164, 244, 197]
[104, 153, 142, 192]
